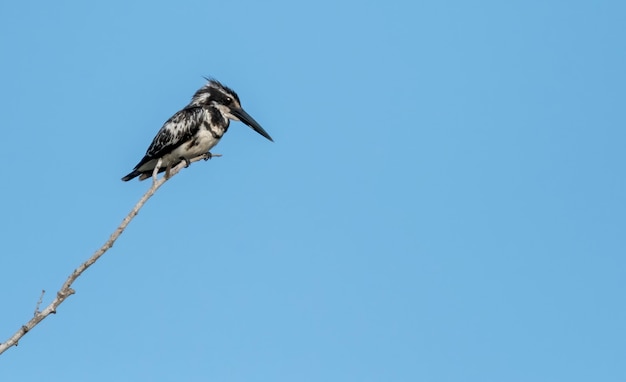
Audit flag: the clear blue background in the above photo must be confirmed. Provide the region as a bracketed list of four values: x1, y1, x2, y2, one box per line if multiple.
[1, 1, 624, 381]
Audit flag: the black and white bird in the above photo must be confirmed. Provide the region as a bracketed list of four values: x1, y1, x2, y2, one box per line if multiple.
[122, 79, 273, 181]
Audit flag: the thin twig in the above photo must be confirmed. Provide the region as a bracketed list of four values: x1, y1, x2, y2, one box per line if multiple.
[33, 290, 45, 317]
[0, 153, 220, 356]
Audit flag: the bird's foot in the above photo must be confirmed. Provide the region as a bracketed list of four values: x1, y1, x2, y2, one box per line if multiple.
[203, 152, 213, 161]
[180, 157, 191, 168]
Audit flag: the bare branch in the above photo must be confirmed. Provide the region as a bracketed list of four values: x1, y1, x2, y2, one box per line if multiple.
[0, 153, 220, 355]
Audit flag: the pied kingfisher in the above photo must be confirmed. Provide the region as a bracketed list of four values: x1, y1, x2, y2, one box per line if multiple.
[122, 79, 273, 181]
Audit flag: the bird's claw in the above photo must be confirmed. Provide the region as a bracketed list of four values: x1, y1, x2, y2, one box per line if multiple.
[180, 157, 191, 168]
[204, 152, 213, 161]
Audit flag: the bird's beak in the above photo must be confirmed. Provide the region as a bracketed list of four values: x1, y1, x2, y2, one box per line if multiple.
[231, 108, 273, 142]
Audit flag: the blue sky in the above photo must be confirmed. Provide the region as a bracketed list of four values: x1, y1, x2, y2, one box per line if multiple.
[1, 0, 625, 381]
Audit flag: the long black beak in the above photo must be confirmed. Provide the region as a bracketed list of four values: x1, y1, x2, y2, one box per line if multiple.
[231, 108, 273, 142]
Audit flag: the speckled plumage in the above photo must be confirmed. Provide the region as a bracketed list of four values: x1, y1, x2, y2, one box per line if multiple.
[122, 79, 273, 181]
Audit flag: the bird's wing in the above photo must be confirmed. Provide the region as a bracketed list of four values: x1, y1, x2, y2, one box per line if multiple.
[146, 106, 204, 158]
[132, 107, 204, 170]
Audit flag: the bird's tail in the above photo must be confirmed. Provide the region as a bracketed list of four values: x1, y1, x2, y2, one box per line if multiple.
[121, 170, 141, 182]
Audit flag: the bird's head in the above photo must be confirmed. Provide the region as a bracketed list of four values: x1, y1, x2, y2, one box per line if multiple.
[190, 78, 273, 142]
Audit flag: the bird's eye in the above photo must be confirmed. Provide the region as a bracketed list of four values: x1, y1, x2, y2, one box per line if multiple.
[225, 97, 232, 104]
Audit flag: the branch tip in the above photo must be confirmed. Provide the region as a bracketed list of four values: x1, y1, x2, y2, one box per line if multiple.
[33, 290, 46, 316]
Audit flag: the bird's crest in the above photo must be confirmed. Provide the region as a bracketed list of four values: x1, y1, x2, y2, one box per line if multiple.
[189, 78, 240, 107]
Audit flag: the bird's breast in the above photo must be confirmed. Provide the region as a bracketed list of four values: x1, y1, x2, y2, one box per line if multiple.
[163, 128, 220, 166]
[190, 127, 221, 152]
